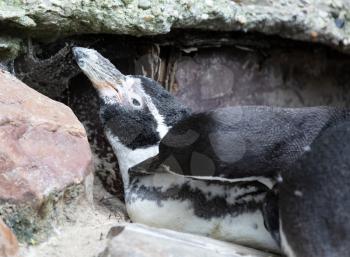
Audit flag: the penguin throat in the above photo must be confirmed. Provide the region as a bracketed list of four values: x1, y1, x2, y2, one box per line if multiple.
[105, 130, 159, 188]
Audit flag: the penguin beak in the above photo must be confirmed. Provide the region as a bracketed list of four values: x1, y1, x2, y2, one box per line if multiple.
[72, 47, 126, 102]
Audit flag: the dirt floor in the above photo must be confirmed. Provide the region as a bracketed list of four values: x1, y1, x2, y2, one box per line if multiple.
[21, 179, 128, 257]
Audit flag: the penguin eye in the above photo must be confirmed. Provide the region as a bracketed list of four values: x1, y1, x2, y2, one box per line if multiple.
[132, 98, 141, 107]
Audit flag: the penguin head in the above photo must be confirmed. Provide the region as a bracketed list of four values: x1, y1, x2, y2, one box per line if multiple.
[72, 46, 190, 152]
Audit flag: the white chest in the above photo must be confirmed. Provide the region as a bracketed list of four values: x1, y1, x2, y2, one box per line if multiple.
[105, 130, 159, 187]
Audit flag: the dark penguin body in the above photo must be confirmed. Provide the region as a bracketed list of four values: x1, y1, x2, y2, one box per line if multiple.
[279, 121, 350, 257]
[73, 47, 280, 252]
[136, 106, 349, 180]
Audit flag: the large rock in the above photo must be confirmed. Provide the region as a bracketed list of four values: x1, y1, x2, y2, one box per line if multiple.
[0, 1, 350, 59]
[100, 223, 279, 257]
[0, 69, 93, 242]
[0, 218, 18, 257]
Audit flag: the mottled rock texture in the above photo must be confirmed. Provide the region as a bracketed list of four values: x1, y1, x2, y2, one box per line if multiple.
[0, 218, 18, 257]
[0, 69, 93, 242]
[100, 223, 279, 257]
[0, 0, 350, 59]
[174, 45, 350, 112]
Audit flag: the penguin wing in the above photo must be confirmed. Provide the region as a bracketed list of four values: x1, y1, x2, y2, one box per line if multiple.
[135, 106, 348, 179]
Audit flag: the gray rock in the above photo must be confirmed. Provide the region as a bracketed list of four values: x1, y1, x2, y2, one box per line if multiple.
[99, 223, 279, 257]
[138, 0, 151, 10]
[173, 45, 350, 112]
[0, 1, 349, 60]
[0, 36, 22, 60]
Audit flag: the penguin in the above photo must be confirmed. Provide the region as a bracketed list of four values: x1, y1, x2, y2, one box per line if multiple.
[278, 120, 350, 257]
[72, 47, 280, 252]
[131, 105, 349, 250]
[133, 106, 349, 181]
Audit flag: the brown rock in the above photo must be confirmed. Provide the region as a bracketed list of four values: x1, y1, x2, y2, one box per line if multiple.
[0, 69, 93, 242]
[0, 219, 18, 257]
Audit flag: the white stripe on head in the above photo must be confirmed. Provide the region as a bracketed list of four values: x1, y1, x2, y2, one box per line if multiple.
[126, 76, 170, 138]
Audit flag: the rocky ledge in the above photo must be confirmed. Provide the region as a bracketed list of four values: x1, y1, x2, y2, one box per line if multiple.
[0, 0, 350, 60]
[0, 69, 93, 243]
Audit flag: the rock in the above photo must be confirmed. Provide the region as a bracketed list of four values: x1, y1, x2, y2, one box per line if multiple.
[0, 1, 350, 59]
[99, 223, 279, 257]
[0, 218, 19, 257]
[0, 37, 22, 60]
[173, 44, 350, 112]
[0, 69, 93, 243]
[138, 0, 151, 10]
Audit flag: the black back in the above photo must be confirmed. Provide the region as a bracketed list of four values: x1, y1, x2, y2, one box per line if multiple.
[143, 106, 349, 178]
[279, 120, 350, 257]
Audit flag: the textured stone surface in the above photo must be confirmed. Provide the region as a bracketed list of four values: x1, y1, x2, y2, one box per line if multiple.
[174, 45, 350, 112]
[0, 0, 350, 59]
[0, 69, 93, 242]
[100, 223, 279, 257]
[0, 36, 21, 61]
[0, 218, 19, 257]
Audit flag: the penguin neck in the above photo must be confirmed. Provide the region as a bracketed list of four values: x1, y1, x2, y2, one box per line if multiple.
[105, 130, 159, 189]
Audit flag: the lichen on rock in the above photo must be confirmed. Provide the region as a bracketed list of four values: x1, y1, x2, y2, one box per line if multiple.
[0, 0, 350, 61]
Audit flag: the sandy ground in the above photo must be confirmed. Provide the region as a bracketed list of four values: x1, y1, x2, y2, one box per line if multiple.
[21, 179, 128, 257]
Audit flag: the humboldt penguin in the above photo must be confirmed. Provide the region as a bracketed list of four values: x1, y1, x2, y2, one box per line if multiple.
[72, 47, 280, 252]
[131, 105, 349, 249]
[279, 120, 350, 257]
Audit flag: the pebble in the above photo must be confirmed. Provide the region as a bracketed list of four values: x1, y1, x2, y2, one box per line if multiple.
[138, 0, 151, 10]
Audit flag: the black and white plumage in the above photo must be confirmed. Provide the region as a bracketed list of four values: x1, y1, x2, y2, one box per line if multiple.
[73, 46, 350, 255]
[73, 47, 279, 252]
[132, 105, 350, 255]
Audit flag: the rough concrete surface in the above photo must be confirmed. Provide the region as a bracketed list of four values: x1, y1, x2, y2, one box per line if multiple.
[0, 0, 350, 59]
